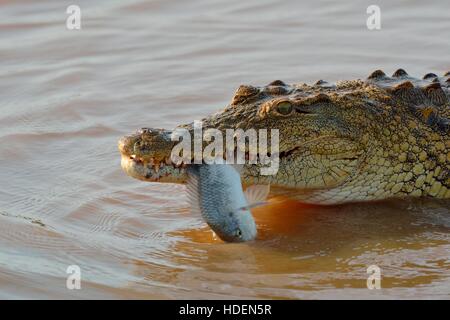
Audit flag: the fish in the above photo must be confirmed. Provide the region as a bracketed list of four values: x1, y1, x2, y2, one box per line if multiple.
[186, 164, 270, 242]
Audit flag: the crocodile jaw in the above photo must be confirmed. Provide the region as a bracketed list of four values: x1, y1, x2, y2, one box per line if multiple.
[120, 154, 188, 183]
[118, 130, 188, 183]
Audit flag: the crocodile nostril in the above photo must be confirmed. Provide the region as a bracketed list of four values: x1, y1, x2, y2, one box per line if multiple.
[140, 128, 151, 134]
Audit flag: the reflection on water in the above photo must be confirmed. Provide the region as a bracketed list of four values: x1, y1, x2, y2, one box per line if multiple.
[0, 0, 449, 299]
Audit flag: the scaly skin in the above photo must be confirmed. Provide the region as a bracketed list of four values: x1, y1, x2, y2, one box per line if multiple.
[118, 69, 450, 204]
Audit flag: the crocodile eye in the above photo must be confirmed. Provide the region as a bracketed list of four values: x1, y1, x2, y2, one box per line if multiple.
[276, 101, 293, 115]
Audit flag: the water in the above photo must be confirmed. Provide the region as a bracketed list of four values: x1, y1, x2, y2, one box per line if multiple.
[0, 0, 449, 299]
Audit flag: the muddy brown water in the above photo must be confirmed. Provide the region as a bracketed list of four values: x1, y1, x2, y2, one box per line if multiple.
[0, 0, 449, 299]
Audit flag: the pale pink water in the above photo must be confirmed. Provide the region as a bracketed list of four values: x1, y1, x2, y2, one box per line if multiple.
[0, 0, 449, 299]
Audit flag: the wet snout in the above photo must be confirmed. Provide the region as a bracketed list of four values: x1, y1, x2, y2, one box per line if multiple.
[118, 127, 175, 161]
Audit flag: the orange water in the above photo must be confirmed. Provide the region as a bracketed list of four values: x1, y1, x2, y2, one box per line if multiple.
[0, 0, 449, 299]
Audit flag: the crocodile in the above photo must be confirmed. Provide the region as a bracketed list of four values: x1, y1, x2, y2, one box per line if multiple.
[118, 69, 450, 205]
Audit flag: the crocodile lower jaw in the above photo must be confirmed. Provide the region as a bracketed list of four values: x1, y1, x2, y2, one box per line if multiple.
[120, 154, 188, 183]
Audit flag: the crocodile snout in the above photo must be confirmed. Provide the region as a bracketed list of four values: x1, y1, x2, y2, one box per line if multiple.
[118, 127, 189, 183]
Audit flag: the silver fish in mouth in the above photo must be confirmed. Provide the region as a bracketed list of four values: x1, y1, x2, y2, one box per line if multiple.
[186, 164, 270, 243]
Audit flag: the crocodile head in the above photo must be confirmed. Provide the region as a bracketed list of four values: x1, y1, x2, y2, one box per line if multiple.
[119, 70, 450, 204]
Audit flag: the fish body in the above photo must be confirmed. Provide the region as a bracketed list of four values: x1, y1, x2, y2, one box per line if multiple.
[186, 164, 269, 242]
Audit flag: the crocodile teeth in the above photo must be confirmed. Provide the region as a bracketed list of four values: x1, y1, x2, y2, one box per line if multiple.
[128, 153, 186, 172]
